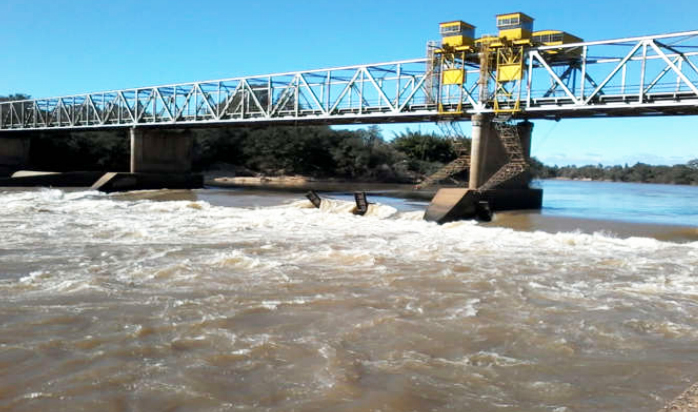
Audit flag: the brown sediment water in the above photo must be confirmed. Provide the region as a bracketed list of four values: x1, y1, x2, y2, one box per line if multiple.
[0, 187, 696, 411]
[485, 211, 698, 243]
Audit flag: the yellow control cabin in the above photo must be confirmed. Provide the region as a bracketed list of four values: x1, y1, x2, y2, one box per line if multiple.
[439, 20, 476, 50]
[533, 30, 583, 56]
[496, 12, 534, 44]
[532, 30, 582, 46]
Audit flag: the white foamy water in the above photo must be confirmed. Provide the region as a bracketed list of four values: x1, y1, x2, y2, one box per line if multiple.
[0, 188, 697, 411]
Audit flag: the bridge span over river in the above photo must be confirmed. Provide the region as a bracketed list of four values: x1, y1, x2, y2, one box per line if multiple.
[2, 26, 698, 222]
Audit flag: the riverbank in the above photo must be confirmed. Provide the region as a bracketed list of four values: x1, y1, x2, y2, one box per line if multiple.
[206, 175, 436, 200]
[660, 382, 698, 411]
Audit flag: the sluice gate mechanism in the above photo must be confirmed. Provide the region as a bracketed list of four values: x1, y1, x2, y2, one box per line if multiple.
[305, 190, 373, 216]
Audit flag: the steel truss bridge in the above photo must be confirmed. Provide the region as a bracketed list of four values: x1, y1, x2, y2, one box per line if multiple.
[2, 30, 698, 132]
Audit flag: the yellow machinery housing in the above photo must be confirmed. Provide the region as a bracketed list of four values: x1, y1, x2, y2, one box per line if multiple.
[495, 12, 534, 45]
[533, 30, 584, 57]
[532, 30, 582, 46]
[439, 20, 476, 50]
[437, 20, 476, 113]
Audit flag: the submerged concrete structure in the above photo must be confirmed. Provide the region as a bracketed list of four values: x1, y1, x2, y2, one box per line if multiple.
[91, 172, 203, 193]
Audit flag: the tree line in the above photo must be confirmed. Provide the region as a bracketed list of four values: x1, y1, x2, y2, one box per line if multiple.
[18, 125, 463, 183]
[530, 159, 698, 185]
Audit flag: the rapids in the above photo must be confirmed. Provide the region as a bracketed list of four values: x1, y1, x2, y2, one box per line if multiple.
[0, 187, 696, 411]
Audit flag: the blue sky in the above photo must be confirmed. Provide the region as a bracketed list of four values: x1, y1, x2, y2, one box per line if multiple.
[2, 0, 697, 166]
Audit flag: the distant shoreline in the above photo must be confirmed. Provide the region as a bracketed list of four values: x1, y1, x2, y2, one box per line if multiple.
[547, 176, 698, 186]
[205, 175, 436, 200]
[205, 174, 698, 193]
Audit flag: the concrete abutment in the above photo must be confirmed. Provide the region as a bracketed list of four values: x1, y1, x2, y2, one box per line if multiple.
[0, 135, 30, 177]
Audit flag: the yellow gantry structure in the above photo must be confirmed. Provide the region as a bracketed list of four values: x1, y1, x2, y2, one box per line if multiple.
[435, 12, 583, 114]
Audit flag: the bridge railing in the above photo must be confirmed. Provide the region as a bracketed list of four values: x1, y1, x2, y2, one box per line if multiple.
[2, 31, 698, 131]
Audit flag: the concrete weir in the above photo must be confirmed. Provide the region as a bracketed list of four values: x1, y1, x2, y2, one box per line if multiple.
[425, 115, 542, 224]
[0, 170, 105, 187]
[91, 172, 204, 193]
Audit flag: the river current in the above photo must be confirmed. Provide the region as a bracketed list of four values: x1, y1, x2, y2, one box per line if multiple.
[1, 182, 697, 411]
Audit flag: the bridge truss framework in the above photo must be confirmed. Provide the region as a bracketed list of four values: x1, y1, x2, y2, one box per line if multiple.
[2, 30, 698, 132]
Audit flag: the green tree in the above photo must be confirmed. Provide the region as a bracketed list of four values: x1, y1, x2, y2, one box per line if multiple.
[392, 129, 458, 163]
[0, 93, 31, 102]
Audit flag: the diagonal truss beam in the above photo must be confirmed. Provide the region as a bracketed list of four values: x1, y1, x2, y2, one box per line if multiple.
[531, 51, 579, 103]
[583, 42, 644, 104]
[648, 41, 698, 96]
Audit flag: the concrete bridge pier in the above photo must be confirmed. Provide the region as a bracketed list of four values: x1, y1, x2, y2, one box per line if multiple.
[468, 113, 494, 190]
[92, 128, 203, 192]
[0, 135, 30, 177]
[130, 128, 193, 173]
[469, 115, 534, 190]
[425, 115, 542, 224]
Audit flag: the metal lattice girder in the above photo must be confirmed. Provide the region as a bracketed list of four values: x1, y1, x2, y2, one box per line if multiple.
[3, 30, 698, 131]
[0, 59, 438, 131]
[523, 30, 698, 117]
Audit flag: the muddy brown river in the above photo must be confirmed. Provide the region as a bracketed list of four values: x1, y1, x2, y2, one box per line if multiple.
[0, 187, 696, 411]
